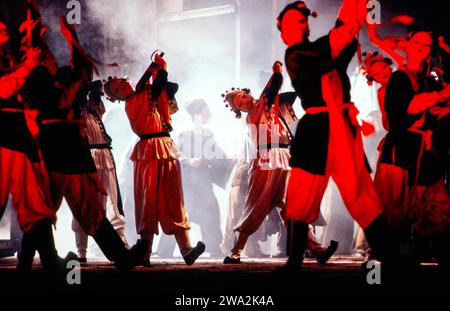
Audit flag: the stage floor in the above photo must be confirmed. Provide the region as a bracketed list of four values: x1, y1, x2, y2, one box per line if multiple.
[0, 256, 447, 295]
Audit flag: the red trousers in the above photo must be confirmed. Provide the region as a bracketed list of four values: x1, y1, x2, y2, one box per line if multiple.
[285, 109, 382, 230]
[0, 147, 55, 232]
[49, 171, 106, 236]
[133, 159, 190, 238]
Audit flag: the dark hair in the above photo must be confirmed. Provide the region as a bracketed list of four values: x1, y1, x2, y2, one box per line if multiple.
[277, 1, 316, 32]
[407, 24, 439, 55]
[186, 99, 207, 118]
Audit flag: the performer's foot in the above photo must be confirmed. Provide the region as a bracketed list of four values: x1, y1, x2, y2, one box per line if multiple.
[276, 261, 302, 274]
[316, 240, 338, 265]
[183, 241, 205, 265]
[223, 256, 241, 264]
[270, 252, 287, 258]
[137, 259, 151, 268]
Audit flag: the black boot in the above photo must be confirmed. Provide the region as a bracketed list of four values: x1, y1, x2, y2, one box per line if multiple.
[16, 229, 37, 272]
[315, 240, 339, 265]
[363, 215, 398, 265]
[32, 219, 77, 274]
[434, 230, 450, 276]
[183, 241, 206, 266]
[280, 220, 308, 272]
[136, 239, 151, 268]
[93, 219, 142, 271]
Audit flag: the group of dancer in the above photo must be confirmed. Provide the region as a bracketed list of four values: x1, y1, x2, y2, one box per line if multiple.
[0, 3, 205, 275]
[220, 0, 449, 273]
[1, 0, 449, 277]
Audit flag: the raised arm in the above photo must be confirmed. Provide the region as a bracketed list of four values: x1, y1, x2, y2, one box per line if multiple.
[0, 48, 41, 99]
[136, 53, 167, 93]
[329, 0, 367, 58]
[367, 24, 405, 66]
[407, 84, 450, 114]
[249, 63, 283, 124]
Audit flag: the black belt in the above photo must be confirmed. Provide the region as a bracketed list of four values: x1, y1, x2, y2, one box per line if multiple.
[140, 132, 170, 140]
[257, 143, 290, 151]
[89, 143, 111, 150]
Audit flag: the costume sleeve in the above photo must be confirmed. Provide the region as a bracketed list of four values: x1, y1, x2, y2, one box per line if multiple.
[285, 37, 331, 103]
[151, 69, 168, 101]
[0, 60, 38, 99]
[249, 72, 283, 125]
[262, 72, 283, 110]
[384, 71, 415, 132]
[329, 0, 366, 59]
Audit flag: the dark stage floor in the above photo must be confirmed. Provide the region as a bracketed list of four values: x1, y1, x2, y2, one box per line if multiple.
[0, 256, 449, 309]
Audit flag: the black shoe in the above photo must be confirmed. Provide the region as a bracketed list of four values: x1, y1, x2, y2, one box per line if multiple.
[285, 220, 308, 268]
[276, 261, 302, 274]
[364, 215, 399, 264]
[131, 239, 152, 267]
[223, 256, 241, 264]
[270, 252, 287, 258]
[31, 219, 67, 274]
[16, 228, 38, 272]
[138, 259, 151, 268]
[316, 240, 339, 265]
[93, 219, 139, 272]
[183, 241, 205, 265]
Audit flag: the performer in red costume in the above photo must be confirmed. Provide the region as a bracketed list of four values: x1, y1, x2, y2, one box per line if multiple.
[222, 61, 291, 264]
[104, 52, 205, 267]
[278, 0, 397, 270]
[1, 19, 75, 273]
[374, 26, 450, 271]
[17, 16, 142, 272]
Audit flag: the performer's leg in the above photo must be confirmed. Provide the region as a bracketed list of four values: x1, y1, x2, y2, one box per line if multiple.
[20, 218, 77, 274]
[224, 169, 272, 262]
[285, 168, 329, 223]
[174, 229, 205, 265]
[98, 168, 129, 247]
[10, 152, 66, 272]
[199, 200, 224, 257]
[157, 159, 204, 265]
[0, 147, 13, 219]
[221, 185, 246, 254]
[284, 219, 309, 269]
[10, 152, 56, 232]
[136, 232, 153, 267]
[412, 180, 450, 271]
[64, 173, 140, 271]
[283, 167, 328, 270]
[434, 229, 450, 275]
[134, 159, 160, 242]
[329, 128, 398, 264]
[64, 173, 106, 236]
[373, 164, 411, 231]
[72, 218, 88, 260]
[306, 225, 338, 264]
